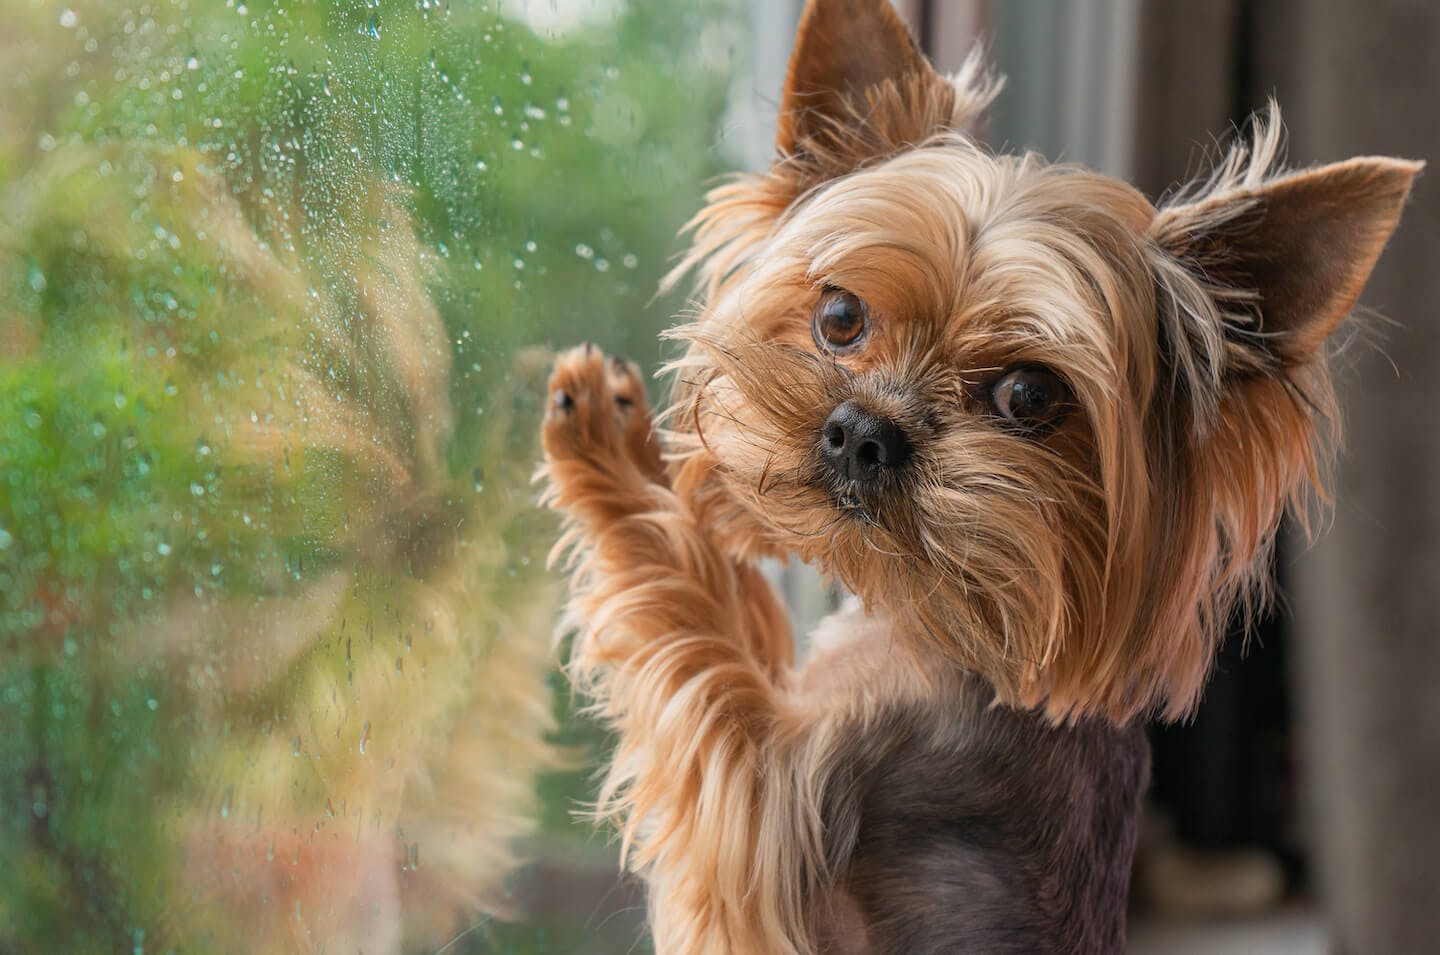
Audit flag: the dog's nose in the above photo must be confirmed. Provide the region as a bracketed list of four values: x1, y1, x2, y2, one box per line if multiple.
[822, 400, 911, 483]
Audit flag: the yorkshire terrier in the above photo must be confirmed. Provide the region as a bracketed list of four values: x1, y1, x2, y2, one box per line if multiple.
[539, 0, 1419, 951]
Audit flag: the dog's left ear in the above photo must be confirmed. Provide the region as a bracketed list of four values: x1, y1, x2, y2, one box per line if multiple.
[1155, 156, 1422, 370]
[777, 0, 997, 174]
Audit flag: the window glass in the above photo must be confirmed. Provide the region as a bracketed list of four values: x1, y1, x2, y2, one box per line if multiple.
[0, 0, 740, 950]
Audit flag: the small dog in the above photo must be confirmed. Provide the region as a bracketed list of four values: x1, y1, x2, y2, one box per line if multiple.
[540, 0, 1418, 951]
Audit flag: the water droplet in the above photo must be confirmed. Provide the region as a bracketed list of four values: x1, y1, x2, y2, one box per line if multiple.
[292, 735, 302, 757]
[524, 240, 537, 253]
[575, 243, 594, 260]
[147, 697, 159, 711]
[58, 8, 78, 28]
[623, 253, 639, 269]
[358, 720, 371, 755]
[362, 13, 380, 38]
[474, 158, 488, 172]
[156, 542, 172, 556]
[0, 528, 12, 551]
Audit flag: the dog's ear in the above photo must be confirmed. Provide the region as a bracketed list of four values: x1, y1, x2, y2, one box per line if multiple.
[776, 0, 997, 172]
[777, 0, 929, 154]
[1156, 155, 1421, 371]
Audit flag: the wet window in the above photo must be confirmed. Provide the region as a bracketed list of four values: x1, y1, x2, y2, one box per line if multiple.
[1, 1, 742, 950]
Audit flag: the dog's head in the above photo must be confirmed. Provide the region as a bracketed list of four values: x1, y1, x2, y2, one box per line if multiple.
[666, 0, 1418, 722]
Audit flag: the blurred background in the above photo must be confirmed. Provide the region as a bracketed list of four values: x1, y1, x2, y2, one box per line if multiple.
[1, 0, 1434, 952]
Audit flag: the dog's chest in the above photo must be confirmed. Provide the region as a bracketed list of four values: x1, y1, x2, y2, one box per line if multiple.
[796, 608, 1150, 954]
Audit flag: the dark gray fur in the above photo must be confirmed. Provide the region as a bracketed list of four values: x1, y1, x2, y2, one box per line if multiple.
[814, 672, 1149, 954]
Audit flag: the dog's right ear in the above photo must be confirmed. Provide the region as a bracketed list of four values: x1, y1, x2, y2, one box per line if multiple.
[777, 0, 998, 174]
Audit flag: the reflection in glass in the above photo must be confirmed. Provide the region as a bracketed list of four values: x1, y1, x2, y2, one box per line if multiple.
[0, 1, 736, 950]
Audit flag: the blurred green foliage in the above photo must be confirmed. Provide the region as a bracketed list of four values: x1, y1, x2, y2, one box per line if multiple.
[0, 0, 736, 951]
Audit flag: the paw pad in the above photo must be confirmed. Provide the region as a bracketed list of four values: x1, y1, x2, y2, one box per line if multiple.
[542, 345, 663, 483]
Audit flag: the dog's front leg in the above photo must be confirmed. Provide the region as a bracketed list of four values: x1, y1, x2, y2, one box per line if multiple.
[540, 346, 825, 955]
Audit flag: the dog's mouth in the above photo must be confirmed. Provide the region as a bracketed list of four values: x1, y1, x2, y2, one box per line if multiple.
[827, 479, 886, 525]
[833, 486, 868, 514]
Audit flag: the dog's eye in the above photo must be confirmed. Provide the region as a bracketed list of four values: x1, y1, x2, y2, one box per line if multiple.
[812, 288, 868, 353]
[991, 365, 1070, 428]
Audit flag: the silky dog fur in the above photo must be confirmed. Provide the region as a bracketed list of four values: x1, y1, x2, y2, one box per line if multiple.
[538, 0, 1419, 951]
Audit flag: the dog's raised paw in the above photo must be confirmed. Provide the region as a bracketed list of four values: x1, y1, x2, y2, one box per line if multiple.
[543, 345, 662, 479]
[604, 355, 666, 481]
[543, 345, 615, 456]
[543, 344, 666, 485]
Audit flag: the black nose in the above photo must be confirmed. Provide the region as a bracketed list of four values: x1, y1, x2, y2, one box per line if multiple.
[822, 400, 911, 483]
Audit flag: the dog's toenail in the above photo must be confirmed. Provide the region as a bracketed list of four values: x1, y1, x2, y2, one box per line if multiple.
[553, 389, 574, 411]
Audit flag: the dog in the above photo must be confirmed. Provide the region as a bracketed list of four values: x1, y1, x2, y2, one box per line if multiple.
[539, 0, 1419, 951]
